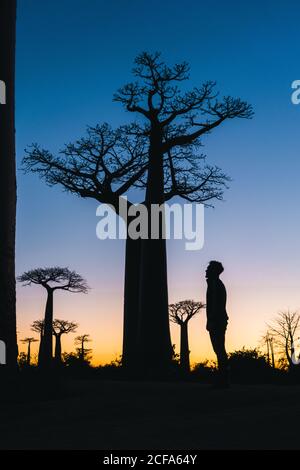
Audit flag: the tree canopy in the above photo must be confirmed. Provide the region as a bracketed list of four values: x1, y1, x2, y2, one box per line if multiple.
[18, 267, 89, 293]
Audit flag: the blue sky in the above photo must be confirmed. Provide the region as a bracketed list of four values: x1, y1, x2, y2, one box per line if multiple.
[15, 0, 300, 362]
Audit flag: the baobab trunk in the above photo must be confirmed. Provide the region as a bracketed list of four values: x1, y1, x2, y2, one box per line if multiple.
[0, 0, 18, 370]
[118, 202, 142, 372]
[122, 231, 141, 371]
[40, 288, 54, 367]
[180, 322, 190, 373]
[27, 342, 31, 366]
[138, 124, 173, 374]
[54, 334, 62, 364]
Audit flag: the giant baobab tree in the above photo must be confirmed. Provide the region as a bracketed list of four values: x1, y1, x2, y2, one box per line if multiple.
[169, 300, 204, 372]
[52, 319, 78, 364]
[269, 311, 300, 369]
[22, 124, 228, 374]
[0, 0, 18, 370]
[23, 52, 252, 374]
[114, 52, 253, 372]
[20, 337, 38, 366]
[18, 267, 88, 368]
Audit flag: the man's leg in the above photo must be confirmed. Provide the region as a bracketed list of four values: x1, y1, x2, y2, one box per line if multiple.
[209, 328, 229, 386]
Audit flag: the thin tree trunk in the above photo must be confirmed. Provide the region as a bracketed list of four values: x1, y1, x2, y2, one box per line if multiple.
[38, 331, 43, 366]
[180, 322, 190, 373]
[54, 333, 62, 363]
[80, 339, 84, 361]
[271, 344, 275, 369]
[27, 341, 31, 365]
[0, 0, 18, 370]
[40, 288, 54, 368]
[138, 124, 173, 375]
[286, 342, 293, 370]
[116, 200, 142, 373]
[266, 338, 270, 366]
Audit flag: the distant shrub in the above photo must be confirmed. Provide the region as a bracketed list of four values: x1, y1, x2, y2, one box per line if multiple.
[192, 360, 216, 383]
[228, 347, 281, 384]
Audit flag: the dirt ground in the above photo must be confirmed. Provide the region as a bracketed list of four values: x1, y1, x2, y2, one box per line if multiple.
[0, 379, 299, 449]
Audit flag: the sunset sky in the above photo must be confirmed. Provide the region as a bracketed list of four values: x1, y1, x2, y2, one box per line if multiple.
[16, 0, 300, 365]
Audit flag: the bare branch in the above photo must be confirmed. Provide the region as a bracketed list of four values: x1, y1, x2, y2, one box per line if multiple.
[53, 319, 78, 336]
[17, 267, 89, 293]
[22, 123, 148, 209]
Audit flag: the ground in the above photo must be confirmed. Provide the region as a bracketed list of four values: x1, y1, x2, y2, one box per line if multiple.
[0, 379, 299, 449]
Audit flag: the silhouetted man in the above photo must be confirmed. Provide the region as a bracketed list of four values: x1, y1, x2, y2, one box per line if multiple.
[206, 260, 229, 387]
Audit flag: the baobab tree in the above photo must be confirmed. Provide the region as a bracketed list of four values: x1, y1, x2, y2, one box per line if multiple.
[20, 337, 38, 366]
[18, 267, 88, 368]
[23, 123, 228, 374]
[269, 311, 300, 369]
[0, 0, 18, 370]
[169, 300, 204, 372]
[114, 51, 253, 371]
[75, 334, 92, 362]
[53, 319, 78, 364]
[31, 319, 44, 365]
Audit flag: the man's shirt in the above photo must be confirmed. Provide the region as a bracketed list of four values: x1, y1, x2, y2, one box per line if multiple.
[206, 278, 228, 331]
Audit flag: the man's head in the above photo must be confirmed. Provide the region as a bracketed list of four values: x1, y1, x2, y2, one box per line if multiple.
[206, 260, 224, 279]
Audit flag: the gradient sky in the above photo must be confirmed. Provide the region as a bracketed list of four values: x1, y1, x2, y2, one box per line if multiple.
[16, 0, 300, 364]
